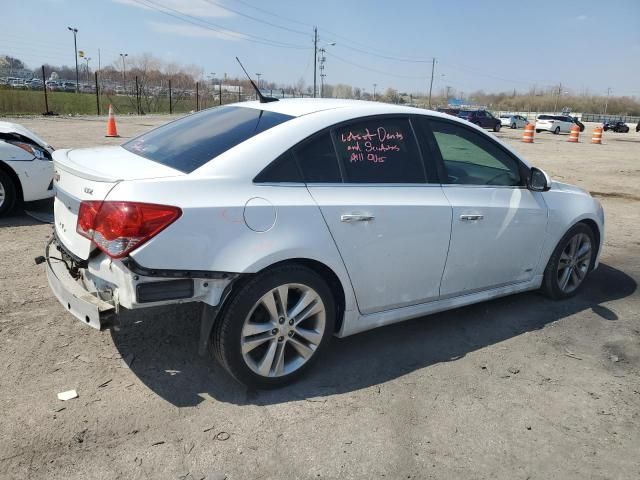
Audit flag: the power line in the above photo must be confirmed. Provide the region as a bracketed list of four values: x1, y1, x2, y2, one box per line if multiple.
[330, 52, 426, 80]
[131, 0, 311, 50]
[200, 0, 311, 37]
[233, 0, 314, 28]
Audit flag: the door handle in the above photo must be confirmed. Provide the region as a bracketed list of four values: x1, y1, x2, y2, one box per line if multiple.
[460, 214, 484, 221]
[341, 214, 375, 223]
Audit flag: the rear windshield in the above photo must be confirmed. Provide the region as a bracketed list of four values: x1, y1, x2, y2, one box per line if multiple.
[537, 115, 553, 120]
[458, 111, 473, 117]
[123, 106, 294, 173]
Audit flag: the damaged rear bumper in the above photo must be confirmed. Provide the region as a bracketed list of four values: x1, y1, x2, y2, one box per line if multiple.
[45, 240, 115, 330]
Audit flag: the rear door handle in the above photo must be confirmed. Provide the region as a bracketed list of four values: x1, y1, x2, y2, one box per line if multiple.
[460, 214, 484, 221]
[341, 214, 375, 223]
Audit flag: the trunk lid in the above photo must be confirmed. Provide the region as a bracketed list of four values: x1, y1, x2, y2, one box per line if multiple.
[53, 146, 182, 259]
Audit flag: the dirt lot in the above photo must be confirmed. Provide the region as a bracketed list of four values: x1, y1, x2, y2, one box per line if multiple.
[1, 114, 639, 480]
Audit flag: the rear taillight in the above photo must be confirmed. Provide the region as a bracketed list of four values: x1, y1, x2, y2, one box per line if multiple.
[76, 201, 181, 258]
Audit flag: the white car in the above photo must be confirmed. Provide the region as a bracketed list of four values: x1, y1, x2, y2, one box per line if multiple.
[499, 114, 529, 129]
[535, 114, 575, 134]
[44, 99, 604, 388]
[0, 122, 55, 216]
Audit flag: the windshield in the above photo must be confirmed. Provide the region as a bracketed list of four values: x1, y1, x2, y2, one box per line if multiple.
[538, 115, 553, 120]
[123, 106, 294, 173]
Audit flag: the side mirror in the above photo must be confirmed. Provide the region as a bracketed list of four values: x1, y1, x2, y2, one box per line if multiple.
[529, 167, 551, 192]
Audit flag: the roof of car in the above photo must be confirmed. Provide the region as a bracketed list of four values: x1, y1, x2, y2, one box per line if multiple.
[237, 98, 450, 119]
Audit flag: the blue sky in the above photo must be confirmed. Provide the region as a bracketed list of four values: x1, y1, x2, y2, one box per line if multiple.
[2, 0, 639, 96]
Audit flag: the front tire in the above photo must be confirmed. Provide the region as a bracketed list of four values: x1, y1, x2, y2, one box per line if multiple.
[0, 169, 18, 217]
[541, 223, 595, 299]
[212, 264, 336, 388]
[553, 126, 561, 135]
[493, 123, 501, 132]
[511, 122, 517, 129]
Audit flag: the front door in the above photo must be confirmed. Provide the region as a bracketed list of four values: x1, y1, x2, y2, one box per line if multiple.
[294, 116, 452, 315]
[425, 118, 548, 297]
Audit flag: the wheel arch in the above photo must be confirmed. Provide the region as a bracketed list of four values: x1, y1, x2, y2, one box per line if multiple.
[242, 257, 348, 334]
[0, 160, 24, 202]
[577, 218, 601, 269]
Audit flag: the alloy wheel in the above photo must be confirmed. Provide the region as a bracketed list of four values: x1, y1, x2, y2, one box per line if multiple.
[240, 283, 326, 378]
[556, 232, 592, 294]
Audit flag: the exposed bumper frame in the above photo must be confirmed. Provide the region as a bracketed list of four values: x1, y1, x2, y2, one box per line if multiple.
[45, 240, 115, 330]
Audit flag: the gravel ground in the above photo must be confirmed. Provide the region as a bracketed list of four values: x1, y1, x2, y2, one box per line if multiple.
[0, 114, 639, 480]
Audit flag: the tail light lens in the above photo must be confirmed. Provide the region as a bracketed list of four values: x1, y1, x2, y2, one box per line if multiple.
[77, 201, 182, 258]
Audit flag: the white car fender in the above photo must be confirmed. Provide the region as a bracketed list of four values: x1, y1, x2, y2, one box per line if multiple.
[536, 182, 604, 274]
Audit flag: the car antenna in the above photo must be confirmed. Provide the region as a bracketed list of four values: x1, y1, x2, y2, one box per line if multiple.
[235, 57, 278, 103]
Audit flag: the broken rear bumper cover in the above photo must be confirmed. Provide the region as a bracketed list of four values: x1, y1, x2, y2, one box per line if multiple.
[46, 240, 115, 330]
[45, 238, 238, 352]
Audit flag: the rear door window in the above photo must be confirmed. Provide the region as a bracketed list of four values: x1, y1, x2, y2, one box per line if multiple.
[333, 117, 426, 183]
[123, 106, 293, 173]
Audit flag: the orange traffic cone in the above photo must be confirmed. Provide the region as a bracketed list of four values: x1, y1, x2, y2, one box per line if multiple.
[567, 124, 580, 143]
[522, 123, 535, 143]
[105, 104, 119, 138]
[591, 126, 603, 144]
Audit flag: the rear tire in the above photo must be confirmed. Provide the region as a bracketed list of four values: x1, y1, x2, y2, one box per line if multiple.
[541, 223, 596, 300]
[536, 129, 542, 133]
[212, 264, 336, 388]
[0, 169, 18, 217]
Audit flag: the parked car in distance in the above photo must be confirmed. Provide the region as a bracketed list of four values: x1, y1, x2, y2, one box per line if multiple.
[535, 114, 575, 134]
[457, 109, 501, 131]
[45, 99, 605, 388]
[499, 114, 529, 129]
[0, 122, 55, 217]
[603, 121, 629, 133]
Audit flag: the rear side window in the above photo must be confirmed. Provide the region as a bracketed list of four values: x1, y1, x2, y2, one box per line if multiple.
[254, 151, 302, 183]
[333, 118, 426, 183]
[294, 133, 342, 183]
[123, 106, 293, 173]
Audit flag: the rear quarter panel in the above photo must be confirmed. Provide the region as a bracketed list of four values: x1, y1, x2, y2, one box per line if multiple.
[108, 177, 357, 312]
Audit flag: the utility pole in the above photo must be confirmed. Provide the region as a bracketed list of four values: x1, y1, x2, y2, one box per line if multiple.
[255, 73, 262, 91]
[67, 27, 79, 93]
[428, 57, 436, 109]
[320, 73, 326, 98]
[553, 82, 562, 113]
[373, 83, 377, 101]
[604, 87, 612, 116]
[445, 85, 451, 105]
[313, 26, 318, 98]
[84, 57, 91, 85]
[119, 53, 128, 90]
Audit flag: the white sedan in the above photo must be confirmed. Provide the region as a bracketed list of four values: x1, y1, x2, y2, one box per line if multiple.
[0, 122, 55, 216]
[535, 114, 575, 134]
[44, 99, 604, 388]
[499, 114, 529, 129]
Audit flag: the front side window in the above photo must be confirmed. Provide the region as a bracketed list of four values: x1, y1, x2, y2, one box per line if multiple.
[124, 106, 293, 173]
[429, 120, 521, 187]
[333, 118, 426, 183]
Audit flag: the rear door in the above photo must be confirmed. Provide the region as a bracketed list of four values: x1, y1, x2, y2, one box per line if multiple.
[300, 116, 452, 315]
[419, 117, 548, 297]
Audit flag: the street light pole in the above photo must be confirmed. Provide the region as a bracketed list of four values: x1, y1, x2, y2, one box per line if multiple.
[604, 87, 612, 116]
[373, 83, 377, 101]
[119, 53, 128, 90]
[255, 73, 262, 90]
[67, 27, 79, 93]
